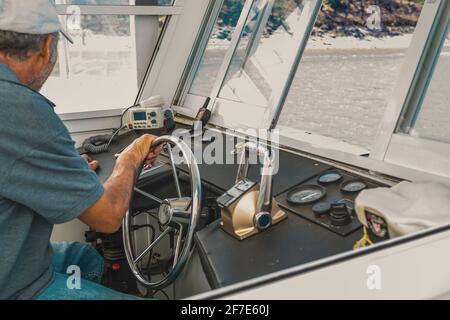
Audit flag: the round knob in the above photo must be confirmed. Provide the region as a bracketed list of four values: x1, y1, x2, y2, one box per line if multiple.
[330, 203, 351, 226]
[255, 212, 272, 231]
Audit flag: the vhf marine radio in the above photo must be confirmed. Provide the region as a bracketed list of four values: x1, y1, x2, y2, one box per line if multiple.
[127, 96, 174, 131]
[82, 96, 175, 155]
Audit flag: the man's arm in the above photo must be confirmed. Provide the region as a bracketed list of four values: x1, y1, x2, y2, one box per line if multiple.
[79, 134, 161, 234]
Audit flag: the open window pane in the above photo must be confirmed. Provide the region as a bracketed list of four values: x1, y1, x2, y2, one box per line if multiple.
[276, 1, 425, 152]
[41, 14, 167, 114]
[188, 0, 246, 97]
[397, 27, 450, 144]
[219, 0, 308, 107]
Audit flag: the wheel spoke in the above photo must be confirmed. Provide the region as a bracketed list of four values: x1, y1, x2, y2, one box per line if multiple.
[134, 227, 172, 264]
[166, 144, 182, 199]
[172, 222, 183, 268]
[134, 187, 163, 204]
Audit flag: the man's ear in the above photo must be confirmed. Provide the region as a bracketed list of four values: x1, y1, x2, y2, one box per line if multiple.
[38, 35, 54, 65]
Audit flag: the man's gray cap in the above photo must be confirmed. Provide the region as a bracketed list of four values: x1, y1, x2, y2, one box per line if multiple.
[0, 0, 73, 43]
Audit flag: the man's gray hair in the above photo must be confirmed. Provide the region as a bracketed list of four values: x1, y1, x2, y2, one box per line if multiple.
[0, 30, 59, 61]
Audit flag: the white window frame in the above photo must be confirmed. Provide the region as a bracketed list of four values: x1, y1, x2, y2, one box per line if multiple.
[371, 0, 450, 180]
[171, 0, 323, 130]
[137, 0, 212, 109]
[53, 2, 183, 122]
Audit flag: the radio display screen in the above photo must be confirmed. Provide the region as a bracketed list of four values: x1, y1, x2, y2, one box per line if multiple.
[133, 112, 147, 121]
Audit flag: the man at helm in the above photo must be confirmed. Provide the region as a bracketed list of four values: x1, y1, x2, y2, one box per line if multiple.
[0, 0, 160, 299]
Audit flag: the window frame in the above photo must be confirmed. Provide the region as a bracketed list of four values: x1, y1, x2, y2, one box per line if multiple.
[136, 0, 212, 110]
[276, 0, 450, 183]
[57, 1, 450, 182]
[171, 0, 450, 183]
[53, 2, 182, 120]
[174, 0, 227, 107]
[370, 0, 450, 180]
[173, 0, 323, 129]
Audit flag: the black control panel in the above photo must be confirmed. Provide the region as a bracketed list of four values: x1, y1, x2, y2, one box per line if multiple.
[276, 169, 383, 236]
[217, 178, 257, 208]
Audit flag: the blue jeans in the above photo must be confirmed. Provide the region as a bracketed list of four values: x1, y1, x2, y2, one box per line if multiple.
[35, 242, 141, 300]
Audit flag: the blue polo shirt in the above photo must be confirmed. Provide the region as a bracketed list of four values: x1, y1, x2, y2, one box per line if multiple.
[0, 64, 104, 299]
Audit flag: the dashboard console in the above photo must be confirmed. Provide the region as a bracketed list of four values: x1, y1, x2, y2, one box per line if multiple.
[276, 169, 384, 236]
[88, 131, 390, 297]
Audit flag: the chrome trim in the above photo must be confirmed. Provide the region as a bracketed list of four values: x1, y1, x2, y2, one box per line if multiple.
[167, 144, 183, 198]
[123, 135, 202, 289]
[133, 187, 163, 204]
[235, 142, 275, 213]
[172, 221, 184, 268]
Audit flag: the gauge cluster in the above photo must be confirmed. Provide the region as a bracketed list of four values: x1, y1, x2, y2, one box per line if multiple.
[276, 169, 382, 236]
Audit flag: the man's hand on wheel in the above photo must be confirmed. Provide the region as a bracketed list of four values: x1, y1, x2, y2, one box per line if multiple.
[121, 134, 162, 169]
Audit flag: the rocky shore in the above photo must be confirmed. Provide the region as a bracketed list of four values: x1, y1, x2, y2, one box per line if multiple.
[313, 0, 424, 38]
[213, 0, 424, 40]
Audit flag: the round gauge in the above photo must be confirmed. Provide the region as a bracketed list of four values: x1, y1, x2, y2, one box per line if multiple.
[312, 202, 332, 217]
[318, 171, 343, 184]
[287, 185, 327, 205]
[341, 180, 368, 194]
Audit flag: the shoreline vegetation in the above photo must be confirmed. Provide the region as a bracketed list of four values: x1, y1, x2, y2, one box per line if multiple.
[213, 0, 424, 38]
[208, 0, 426, 50]
[313, 0, 424, 38]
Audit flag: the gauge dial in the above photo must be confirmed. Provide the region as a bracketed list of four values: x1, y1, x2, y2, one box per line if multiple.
[318, 171, 343, 184]
[312, 202, 332, 217]
[341, 180, 368, 194]
[287, 185, 327, 205]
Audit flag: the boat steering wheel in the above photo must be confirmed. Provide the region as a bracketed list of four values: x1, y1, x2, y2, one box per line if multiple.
[123, 135, 202, 290]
